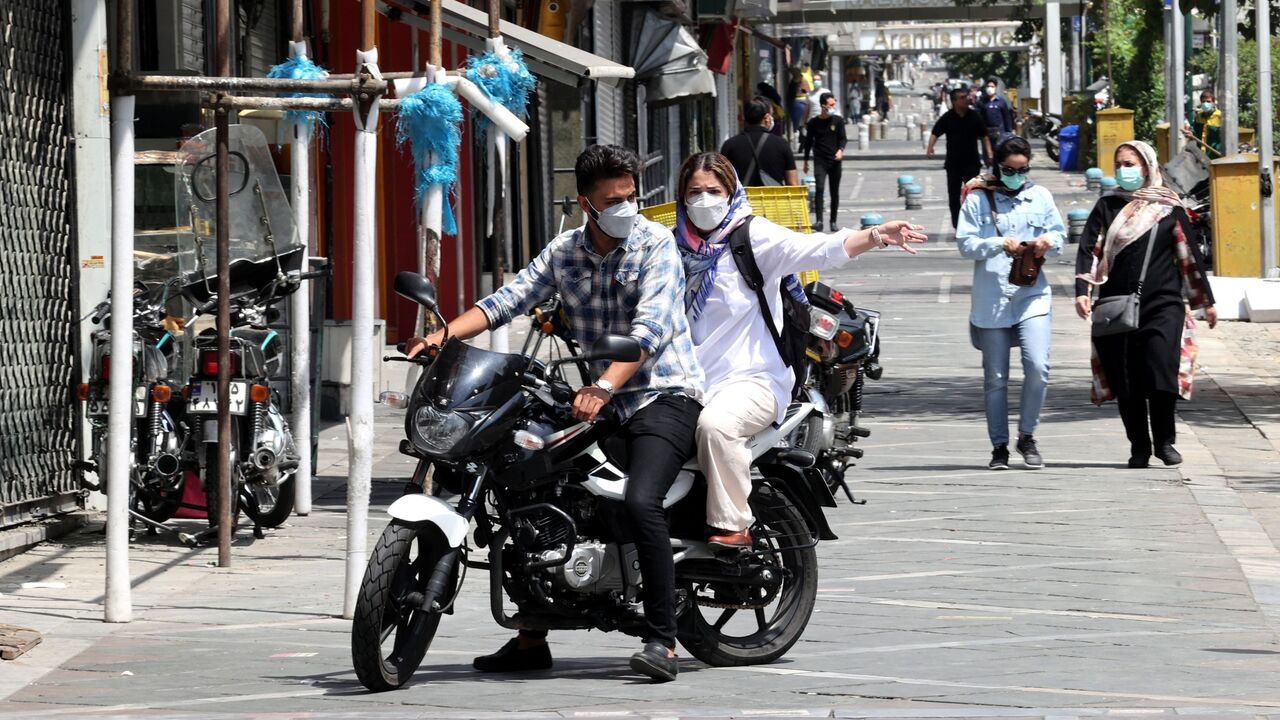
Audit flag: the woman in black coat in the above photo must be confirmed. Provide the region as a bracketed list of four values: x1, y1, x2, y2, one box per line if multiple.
[1074, 140, 1217, 469]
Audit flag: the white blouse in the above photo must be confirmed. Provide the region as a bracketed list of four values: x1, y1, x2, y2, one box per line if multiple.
[690, 216, 855, 422]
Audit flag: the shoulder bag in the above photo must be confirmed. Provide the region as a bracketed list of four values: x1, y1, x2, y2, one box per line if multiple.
[745, 131, 782, 187]
[1091, 225, 1157, 337]
[984, 189, 1045, 287]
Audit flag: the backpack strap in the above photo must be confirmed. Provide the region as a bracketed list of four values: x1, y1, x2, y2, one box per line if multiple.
[728, 216, 791, 367]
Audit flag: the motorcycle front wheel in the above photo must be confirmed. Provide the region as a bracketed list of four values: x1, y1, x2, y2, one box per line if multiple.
[1045, 139, 1060, 162]
[351, 521, 449, 691]
[677, 484, 818, 666]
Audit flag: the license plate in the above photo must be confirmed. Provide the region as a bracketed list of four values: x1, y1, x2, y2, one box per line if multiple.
[86, 386, 147, 418]
[188, 381, 249, 415]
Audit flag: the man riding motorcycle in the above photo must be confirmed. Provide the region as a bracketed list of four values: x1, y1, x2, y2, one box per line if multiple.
[407, 144, 703, 682]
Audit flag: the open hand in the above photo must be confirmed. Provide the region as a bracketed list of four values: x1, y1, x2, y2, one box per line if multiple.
[879, 221, 928, 254]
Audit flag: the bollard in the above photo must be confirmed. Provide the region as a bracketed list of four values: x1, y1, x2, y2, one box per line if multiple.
[1098, 176, 1117, 196]
[906, 122, 917, 142]
[880, 122, 890, 141]
[861, 212, 884, 230]
[856, 123, 869, 151]
[1084, 167, 1103, 192]
[921, 123, 930, 150]
[903, 183, 923, 210]
[897, 175, 915, 197]
[1067, 208, 1090, 244]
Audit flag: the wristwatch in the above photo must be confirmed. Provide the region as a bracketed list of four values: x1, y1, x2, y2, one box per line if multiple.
[594, 379, 615, 396]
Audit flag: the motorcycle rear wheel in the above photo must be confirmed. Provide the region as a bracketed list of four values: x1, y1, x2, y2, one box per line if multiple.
[351, 521, 447, 692]
[677, 485, 818, 666]
[242, 476, 295, 528]
[204, 441, 243, 529]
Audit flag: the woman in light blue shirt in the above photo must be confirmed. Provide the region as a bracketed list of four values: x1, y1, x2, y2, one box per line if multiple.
[956, 136, 1066, 471]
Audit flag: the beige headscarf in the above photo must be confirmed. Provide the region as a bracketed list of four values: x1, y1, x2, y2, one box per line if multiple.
[1077, 140, 1184, 287]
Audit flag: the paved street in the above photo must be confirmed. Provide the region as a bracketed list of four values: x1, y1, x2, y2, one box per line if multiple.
[3, 138, 1280, 719]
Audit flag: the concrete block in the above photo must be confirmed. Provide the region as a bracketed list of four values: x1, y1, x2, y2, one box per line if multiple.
[1244, 278, 1280, 322]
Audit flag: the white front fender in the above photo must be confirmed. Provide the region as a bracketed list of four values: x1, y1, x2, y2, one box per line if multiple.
[386, 494, 469, 548]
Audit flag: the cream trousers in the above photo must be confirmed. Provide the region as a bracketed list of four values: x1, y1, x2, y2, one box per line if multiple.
[696, 377, 778, 532]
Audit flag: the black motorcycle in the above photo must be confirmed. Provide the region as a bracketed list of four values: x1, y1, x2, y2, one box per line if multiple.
[790, 281, 882, 502]
[79, 280, 190, 529]
[181, 264, 305, 536]
[350, 272, 832, 691]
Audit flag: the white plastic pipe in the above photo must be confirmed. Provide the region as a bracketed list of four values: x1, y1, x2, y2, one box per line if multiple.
[1258, 0, 1276, 278]
[105, 94, 135, 623]
[290, 119, 313, 516]
[392, 74, 528, 141]
[344, 48, 379, 620]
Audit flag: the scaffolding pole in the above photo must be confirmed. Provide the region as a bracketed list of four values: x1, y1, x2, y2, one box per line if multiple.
[343, 0, 382, 620]
[288, 39, 315, 517]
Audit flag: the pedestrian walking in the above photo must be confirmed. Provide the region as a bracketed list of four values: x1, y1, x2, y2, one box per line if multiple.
[802, 92, 847, 232]
[927, 87, 993, 229]
[956, 136, 1065, 471]
[978, 77, 1014, 163]
[788, 68, 811, 148]
[721, 98, 798, 187]
[1074, 140, 1218, 469]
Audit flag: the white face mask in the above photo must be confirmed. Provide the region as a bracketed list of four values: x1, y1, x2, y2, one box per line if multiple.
[985, 86, 996, 96]
[685, 192, 730, 232]
[587, 199, 639, 240]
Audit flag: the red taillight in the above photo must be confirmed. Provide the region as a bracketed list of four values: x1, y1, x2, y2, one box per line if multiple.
[831, 289, 844, 304]
[199, 349, 239, 377]
[75, 384, 89, 401]
[100, 356, 111, 381]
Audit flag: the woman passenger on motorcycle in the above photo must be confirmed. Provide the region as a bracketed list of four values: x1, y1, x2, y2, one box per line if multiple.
[673, 152, 926, 550]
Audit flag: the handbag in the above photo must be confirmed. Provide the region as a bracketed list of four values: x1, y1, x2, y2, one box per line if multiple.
[1091, 225, 1157, 337]
[984, 190, 1044, 287]
[744, 131, 783, 187]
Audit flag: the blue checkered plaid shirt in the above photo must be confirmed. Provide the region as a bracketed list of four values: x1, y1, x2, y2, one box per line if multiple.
[477, 216, 705, 420]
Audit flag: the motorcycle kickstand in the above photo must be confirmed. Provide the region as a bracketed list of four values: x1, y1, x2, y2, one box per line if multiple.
[833, 476, 867, 505]
[127, 508, 184, 539]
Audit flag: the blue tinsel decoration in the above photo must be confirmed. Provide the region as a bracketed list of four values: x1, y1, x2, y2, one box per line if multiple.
[396, 83, 464, 235]
[266, 55, 330, 132]
[465, 48, 536, 136]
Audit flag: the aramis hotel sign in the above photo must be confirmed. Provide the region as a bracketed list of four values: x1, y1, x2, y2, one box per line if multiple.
[853, 23, 1028, 53]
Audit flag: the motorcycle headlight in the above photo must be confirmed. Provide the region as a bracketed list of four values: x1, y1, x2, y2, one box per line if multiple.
[411, 404, 477, 455]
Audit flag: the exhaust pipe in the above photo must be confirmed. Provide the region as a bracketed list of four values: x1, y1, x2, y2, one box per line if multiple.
[152, 452, 182, 477]
[251, 447, 277, 470]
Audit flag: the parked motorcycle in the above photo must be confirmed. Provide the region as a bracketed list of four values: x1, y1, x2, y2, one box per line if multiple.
[1162, 143, 1214, 269]
[790, 281, 882, 503]
[1023, 109, 1063, 162]
[78, 280, 190, 529]
[181, 276, 301, 534]
[350, 273, 832, 691]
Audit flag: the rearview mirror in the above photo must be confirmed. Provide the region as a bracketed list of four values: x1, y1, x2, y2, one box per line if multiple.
[394, 272, 438, 311]
[588, 335, 643, 363]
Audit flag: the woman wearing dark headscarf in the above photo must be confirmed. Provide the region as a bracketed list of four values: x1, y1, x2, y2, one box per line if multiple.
[1075, 140, 1218, 469]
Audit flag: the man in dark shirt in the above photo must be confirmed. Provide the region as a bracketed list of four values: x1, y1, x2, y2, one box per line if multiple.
[721, 97, 799, 187]
[927, 88, 993, 228]
[802, 92, 847, 232]
[978, 77, 1014, 161]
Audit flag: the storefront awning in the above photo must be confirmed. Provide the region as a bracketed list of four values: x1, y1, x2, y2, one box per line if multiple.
[378, 1, 635, 87]
[631, 9, 715, 104]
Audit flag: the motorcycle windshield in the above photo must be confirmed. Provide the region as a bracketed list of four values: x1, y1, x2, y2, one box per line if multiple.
[417, 339, 526, 411]
[174, 124, 303, 302]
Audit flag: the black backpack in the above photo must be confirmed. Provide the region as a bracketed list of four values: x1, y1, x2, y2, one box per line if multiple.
[726, 217, 811, 382]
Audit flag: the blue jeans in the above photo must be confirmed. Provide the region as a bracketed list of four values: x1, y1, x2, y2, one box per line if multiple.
[972, 313, 1051, 447]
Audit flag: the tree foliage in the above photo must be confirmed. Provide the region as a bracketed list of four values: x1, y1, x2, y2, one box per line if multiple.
[942, 52, 1027, 88]
[1088, 0, 1166, 142]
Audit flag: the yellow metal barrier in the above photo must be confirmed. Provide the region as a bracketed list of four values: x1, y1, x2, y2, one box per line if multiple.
[1210, 155, 1280, 277]
[641, 185, 819, 282]
[1095, 107, 1134, 177]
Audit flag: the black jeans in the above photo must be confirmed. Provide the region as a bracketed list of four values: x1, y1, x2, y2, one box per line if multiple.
[812, 157, 843, 226]
[946, 164, 980, 229]
[522, 393, 700, 650]
[1117, 391, 1178, 455]
[618, 394, 700, 649]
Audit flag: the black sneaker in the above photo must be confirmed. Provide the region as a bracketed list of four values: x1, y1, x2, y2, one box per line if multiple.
[473, 637, 553, 672]
[1128, 454, 1150, 469]
[1154, 444, 1182, 466]
[629, 641, 678, 683]
[988, 445, 1010, 471]
[812, 220, 824, 233]
[1016, 434, 1044, 469]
